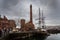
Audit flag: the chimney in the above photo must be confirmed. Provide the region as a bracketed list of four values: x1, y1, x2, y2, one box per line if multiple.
[30, 4, 33, 23]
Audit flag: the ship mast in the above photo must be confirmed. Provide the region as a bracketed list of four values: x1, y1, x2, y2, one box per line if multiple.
[37, 8, 45, 29]
[41, 10, 45, 29]
[38, 8, 41, 28]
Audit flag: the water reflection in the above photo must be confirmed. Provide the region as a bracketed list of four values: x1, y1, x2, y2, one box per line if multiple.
[45, 34, 60, 40]
[24, 34, 60, 40]
[2, 34, 60, 40]
[2, 34, 47, 40]
[18, 36, 47, 40]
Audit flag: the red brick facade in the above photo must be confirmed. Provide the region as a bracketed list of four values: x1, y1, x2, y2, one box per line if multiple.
[0, 16, 16, 29]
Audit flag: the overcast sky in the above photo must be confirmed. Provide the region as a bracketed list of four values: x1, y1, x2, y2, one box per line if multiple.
[0, 0, 60, 27]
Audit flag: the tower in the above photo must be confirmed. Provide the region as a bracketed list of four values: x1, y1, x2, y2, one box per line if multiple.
[23, 4, 35, 31]
[20, 19, 25, 28]
[30, 4, 33, 23]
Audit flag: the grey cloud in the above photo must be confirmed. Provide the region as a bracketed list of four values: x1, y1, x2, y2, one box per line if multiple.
[2, 0, 19, 9]
[0, 0, 60, 26]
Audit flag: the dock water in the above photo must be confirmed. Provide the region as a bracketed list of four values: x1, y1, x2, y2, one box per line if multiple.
[0, 31, 49, 40]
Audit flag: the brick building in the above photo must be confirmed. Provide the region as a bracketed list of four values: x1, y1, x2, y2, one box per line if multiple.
[9, 20, 16, 28]
[20, 4, 35, 31]
[0, 15, 16, 29]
